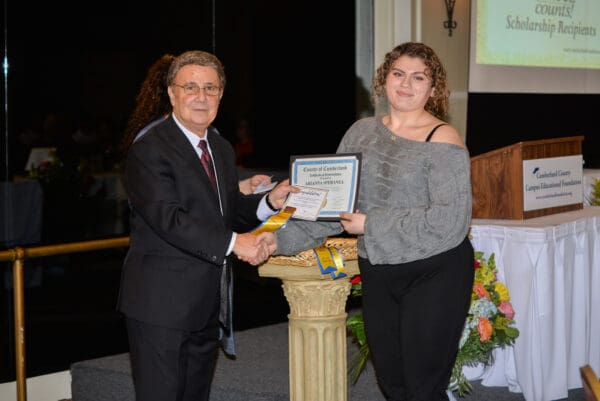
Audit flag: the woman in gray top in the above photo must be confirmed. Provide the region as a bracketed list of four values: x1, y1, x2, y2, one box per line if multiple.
[274, 42, 474, 401]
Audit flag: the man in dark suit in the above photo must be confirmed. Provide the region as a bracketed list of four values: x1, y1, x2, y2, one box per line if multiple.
[118, 50, 294, 401]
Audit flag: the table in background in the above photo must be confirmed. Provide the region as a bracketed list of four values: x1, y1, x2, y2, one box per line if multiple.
[467, 207, 600, 401]
[1, 181, 43, 248]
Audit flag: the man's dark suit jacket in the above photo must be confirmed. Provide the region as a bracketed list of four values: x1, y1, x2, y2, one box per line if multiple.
[117, 116, 262, 331]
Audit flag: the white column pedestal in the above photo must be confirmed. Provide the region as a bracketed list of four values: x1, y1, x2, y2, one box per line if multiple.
[259, 260, 359, 401]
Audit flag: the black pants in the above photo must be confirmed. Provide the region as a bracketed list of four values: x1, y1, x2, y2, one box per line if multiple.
[359, 237, 474, 401]
[126, 318, 220, 401]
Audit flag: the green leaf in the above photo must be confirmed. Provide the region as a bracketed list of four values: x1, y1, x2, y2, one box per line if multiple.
[347, 315, 367, 346]
[348, 343, 370, 384]
[505, 326, 520, 339]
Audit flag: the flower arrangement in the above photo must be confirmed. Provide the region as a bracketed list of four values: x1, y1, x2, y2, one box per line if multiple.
[28, 149, 86, 189]
[587, 177, 600, 206]
[346, 251, 520, 397]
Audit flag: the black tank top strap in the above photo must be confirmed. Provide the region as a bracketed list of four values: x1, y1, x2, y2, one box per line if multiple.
[425, 123, 448, 142]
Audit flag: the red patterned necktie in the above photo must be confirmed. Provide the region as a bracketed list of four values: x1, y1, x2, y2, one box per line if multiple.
[198, 140, 217, 193]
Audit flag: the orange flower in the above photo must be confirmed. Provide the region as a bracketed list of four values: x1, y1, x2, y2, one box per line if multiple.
[477, 317, 493, 341]
[474, 282, 490, 299]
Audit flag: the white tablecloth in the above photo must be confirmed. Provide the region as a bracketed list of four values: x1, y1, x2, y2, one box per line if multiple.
[467, 207, 600, 401]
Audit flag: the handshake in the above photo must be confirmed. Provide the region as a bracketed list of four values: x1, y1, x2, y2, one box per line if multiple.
[233, 232, 277, 266]
[232, 179, 299, 265]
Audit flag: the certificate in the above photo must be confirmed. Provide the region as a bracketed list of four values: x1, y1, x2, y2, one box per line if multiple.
[289, 153, 361, 221]
[282, 186, 329, 221]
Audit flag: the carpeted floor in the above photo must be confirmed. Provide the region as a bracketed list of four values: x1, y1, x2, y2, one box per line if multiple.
[70, 321, 585, 401]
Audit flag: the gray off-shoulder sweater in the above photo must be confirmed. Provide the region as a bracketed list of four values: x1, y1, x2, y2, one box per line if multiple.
[274, 116, 472, 265]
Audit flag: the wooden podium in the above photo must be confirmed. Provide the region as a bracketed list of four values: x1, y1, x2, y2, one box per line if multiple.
[471, 135, 584, 219]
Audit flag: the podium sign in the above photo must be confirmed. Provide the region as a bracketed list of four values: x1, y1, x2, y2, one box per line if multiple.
[471, 136, 584, 219]
[523, 155, 583, 212]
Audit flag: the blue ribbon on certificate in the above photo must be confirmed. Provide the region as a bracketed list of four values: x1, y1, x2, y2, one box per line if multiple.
[313, 245, 347, 279]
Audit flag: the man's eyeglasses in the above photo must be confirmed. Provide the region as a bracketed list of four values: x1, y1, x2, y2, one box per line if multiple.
[173, 83, 222, 97]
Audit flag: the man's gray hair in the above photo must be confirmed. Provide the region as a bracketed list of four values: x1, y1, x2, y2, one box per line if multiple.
[166, 50, 226, 89]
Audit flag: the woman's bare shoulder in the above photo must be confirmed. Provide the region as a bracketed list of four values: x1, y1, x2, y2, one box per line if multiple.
[429, 123, 465, 148]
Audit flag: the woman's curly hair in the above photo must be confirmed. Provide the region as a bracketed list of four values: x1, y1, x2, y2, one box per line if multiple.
[121, 54, 176, 155]
[372, 42, 449, 119]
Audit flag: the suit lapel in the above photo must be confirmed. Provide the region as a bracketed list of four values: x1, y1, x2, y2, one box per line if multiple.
[163, 118, 221, 208]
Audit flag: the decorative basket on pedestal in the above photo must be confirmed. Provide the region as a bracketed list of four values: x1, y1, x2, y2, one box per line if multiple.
[267, 237, 358, 267]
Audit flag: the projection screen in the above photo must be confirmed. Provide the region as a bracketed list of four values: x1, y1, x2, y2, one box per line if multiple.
[469, 0, 600, 93]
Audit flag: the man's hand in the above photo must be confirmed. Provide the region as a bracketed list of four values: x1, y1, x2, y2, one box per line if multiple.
[239, 174, 271, 195]
[267, 179, 300, 209]
[256, 232, 277, 255]
[233, 232, 270, 265]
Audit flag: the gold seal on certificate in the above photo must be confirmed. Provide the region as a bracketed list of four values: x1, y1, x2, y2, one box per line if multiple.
[289, 153, 361, 221]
